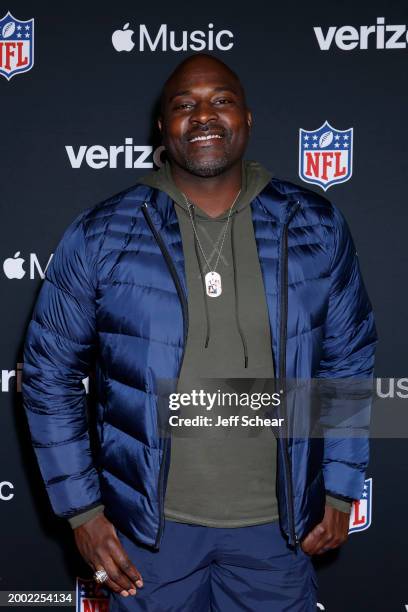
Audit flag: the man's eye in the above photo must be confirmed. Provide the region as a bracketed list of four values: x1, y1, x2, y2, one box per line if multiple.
[175, 103, 193, 110]
[215, 98, 231, 104]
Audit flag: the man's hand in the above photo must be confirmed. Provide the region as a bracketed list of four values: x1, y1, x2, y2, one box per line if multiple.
[73, 513, 143, 597]
[300, 503, 350, 555]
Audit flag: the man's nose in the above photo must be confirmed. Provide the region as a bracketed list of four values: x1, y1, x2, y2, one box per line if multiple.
[189, 101, 218, 125]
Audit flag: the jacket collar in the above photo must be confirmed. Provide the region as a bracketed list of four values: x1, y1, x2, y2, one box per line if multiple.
[138, 179, 299, 228]
[135, 157, 303, 227]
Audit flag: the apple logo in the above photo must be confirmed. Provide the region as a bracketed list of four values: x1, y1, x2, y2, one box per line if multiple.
[3, 251, 26, 279]
[112, 23, 135, 52]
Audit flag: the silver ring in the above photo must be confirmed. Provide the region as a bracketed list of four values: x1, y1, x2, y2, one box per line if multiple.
[94, 569, 109, 584]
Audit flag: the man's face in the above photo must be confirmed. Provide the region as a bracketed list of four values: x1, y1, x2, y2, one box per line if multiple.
[158, 60, 252, 177]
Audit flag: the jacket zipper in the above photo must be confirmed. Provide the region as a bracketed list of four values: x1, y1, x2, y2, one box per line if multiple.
[279, 200, 301, 551]
[141, 202, 189, 550]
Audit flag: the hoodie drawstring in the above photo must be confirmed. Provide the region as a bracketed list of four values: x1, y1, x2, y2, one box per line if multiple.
[231, 213, 248, 368]
[191, 205, 211, 349]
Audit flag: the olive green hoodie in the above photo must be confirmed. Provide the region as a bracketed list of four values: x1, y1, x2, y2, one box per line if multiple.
[139, 159, 281, 526]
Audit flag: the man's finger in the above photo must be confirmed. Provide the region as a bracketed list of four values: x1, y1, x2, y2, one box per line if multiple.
[315, 535, 344, 554]
[104, 578, 134, 597]
[97, 555, 136, 594]
[314, 542, 334, 555]
[93, 565, 133, 597]
[110, 545, 144, 588]
[301, 523, 326, 554]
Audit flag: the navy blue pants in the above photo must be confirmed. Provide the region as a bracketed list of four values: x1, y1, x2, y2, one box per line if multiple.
[108, 519, 318, 611]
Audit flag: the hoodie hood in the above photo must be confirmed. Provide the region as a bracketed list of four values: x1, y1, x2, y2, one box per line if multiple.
[138, 158, 273, 220]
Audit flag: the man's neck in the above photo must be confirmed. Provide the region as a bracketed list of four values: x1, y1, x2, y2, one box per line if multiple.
[168, 159, 243, 218]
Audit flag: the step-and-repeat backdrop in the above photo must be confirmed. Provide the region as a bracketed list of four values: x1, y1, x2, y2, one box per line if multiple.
[1, 2, 407, 611]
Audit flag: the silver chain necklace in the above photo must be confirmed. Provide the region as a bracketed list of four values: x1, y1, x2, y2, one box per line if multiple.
[182, 189, 241, 298]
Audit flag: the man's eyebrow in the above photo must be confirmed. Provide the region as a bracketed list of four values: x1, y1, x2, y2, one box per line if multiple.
[168, 85, 240, 103]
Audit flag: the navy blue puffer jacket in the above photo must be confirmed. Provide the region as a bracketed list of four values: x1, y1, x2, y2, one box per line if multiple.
[21, 177, 377, 549]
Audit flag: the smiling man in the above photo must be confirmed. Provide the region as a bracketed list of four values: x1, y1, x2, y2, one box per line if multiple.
[22, 53, 377, 611]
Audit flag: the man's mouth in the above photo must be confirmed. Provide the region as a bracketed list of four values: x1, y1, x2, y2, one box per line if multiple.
[188, 133, 225, 143]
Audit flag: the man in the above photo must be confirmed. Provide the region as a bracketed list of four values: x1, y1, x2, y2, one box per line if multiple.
[22, 52, 377, 611]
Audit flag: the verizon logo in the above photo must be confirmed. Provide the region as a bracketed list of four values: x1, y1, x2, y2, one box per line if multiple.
[314, 17, 408, 50]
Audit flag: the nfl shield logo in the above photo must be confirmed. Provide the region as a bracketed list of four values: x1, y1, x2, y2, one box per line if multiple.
[76, 577, 109, 612]
[349, 477, 372, 534]
[0, 12, 34, 80]
[299, 120, 353, 191]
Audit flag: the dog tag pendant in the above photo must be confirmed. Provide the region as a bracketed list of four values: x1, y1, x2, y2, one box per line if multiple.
[205, 271, 222, 297]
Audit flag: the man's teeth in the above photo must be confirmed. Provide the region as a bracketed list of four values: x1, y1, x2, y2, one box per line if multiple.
[189, 134, 223, 142]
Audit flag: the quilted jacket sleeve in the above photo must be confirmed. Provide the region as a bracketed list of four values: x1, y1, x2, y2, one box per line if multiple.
[21, 209, 102, 518]
[317, 203, 378, 502]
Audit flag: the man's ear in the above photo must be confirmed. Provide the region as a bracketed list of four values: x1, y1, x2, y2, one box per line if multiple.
[157, 116, 163, 134]
[246, 109, 253, 130]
